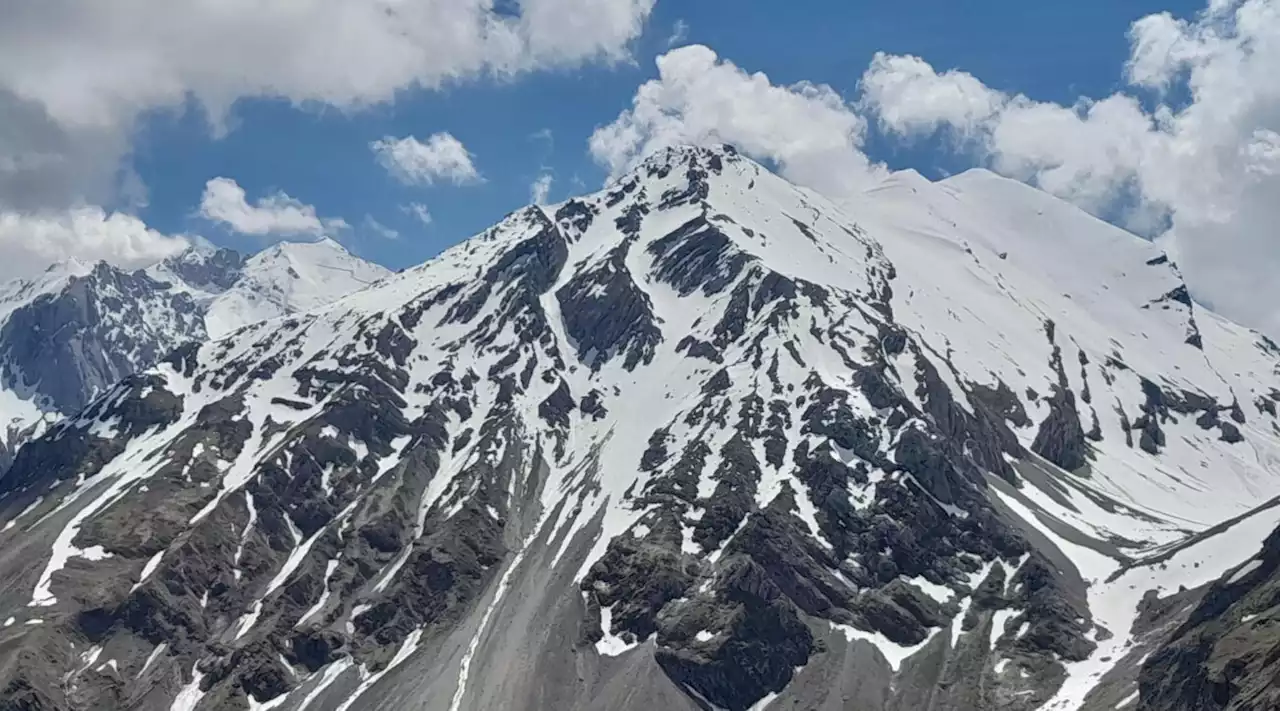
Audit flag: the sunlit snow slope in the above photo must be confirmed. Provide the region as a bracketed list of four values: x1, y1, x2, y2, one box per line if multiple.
[0, 146, 1276, 711]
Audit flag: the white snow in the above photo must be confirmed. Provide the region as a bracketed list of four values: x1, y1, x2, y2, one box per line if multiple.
[595, 604, 640, 657]
[233, 601, 263, 640]
[297, 558, 342, 626]
[284, 512, 303, 546]
[138, 643, 167, 678]
[830, 621, 937, 672]
[169, 663, 207, 711]
[335, 629, 423, 711]
[905, 575, 953, 605]
[990, 609, 1019, 648]
[1227, 559, 1262, 585]
[131, 550, 166, 592]
[202, 238, 390, 339]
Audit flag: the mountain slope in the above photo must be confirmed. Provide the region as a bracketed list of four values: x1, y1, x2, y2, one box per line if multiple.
[0, 239, 389, 469]
[0, 146, 1276, 711]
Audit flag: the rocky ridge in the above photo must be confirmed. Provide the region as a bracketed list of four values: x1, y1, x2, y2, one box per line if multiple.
[0, 146, 1276, 710]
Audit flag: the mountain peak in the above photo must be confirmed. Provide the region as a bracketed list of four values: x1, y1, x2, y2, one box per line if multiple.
[41, 255, 96, 279]
[0, 153, 1277, 711]
[627, 142, 743, 180]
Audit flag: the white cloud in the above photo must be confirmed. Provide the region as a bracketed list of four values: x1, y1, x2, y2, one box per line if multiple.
[520, 0, 656, 65]
[0, 0, 652, 278]
[0, 0, 655, 211]
[529, 128, 555, 146]
[590, 45, 886, 196]
[199, 177, 346, 237]
[371, 133, 482, 186]
[0, 208, 187, 281]
[667, 19, 690, 47]
[403, 202, 433, 226]
[363, 216, 400, 240]
[860, 0, 1280, 336]
[859, 53, 1004, 139]
[530, 173, 554, 204]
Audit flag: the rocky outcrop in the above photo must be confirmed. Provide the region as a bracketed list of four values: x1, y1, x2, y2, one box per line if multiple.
[1138, 526, 1280, 711]
[0, 265, 204, 413]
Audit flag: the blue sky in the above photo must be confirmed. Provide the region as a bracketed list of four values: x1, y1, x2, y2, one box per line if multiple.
[130, 0, 1201, 269]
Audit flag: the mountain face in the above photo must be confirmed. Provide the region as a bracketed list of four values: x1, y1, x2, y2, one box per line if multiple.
[0, 239, 389, 470]
[0, 145, 1277, 711]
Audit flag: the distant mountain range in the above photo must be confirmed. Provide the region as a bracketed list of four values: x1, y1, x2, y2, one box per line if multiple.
[0, 237, 389, 469]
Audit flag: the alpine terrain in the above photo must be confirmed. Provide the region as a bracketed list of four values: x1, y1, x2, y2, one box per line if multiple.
[0, 238, 389, 469]
[1, 145, 1279, 711]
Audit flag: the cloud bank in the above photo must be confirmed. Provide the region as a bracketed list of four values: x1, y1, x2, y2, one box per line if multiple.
[199, 177, 346, 238]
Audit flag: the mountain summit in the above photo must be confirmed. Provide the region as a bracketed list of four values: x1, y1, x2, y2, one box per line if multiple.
[0, 145, 1278, 711]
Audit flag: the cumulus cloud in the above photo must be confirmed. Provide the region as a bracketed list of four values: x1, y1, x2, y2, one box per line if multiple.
[0, 208, 187, 282]
[199, 177, 346, 237]
[530, 173, 554, 204]
[0, 0, 654, 212]
[590, 45, 886, 196]
[0, 0, 652, 277]
[862, 54, 1157, 220]
[860, 0, 1280, 336]
[371, 133, 482, 186]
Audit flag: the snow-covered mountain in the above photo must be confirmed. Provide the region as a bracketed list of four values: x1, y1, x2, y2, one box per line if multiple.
[0, 238, 389, 469]
[0, 145, 1277, 711]
[151, 238, 394, 340]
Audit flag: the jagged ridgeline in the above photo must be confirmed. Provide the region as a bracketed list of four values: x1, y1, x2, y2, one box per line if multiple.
[0, 238, 388, 473]
[1, 145, 1279, 711]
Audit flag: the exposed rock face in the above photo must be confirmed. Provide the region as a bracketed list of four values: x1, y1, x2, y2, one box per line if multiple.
[1136, 526, 1280, 711]
[0, 145, 1277, 711]
[0, 264, 206, 414]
